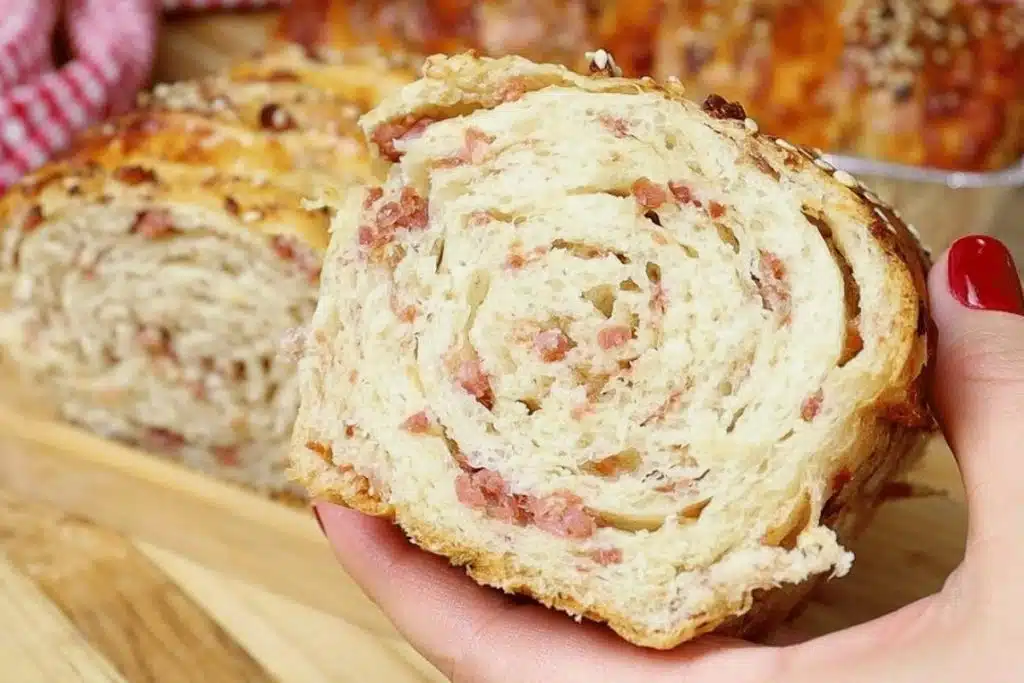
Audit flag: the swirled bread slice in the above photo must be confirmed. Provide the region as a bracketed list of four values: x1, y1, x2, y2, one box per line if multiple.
[289, 53, 936, 647]
[0, 45, 413, 499]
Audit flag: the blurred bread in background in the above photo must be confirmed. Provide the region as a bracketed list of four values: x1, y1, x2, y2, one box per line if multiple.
[0, 44, 414, 500]
[278, 0, 1024, 173]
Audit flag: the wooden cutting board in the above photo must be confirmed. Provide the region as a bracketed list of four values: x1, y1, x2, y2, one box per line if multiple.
[1, 8, 1021, 682]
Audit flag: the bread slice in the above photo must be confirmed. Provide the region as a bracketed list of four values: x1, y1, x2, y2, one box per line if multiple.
[289, 52, 937, 648]
[0, 45, 414, 500]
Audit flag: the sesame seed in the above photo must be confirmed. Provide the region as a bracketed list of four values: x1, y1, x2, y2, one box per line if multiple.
[744, 118, 759, 133]
[906, 223, 923, 240]
[863, 190, 882, 205]
[833, 170, 858, 187]
[873, 206, 890, 224]
[949, 25, 967, 47]
[814, 158, 834, 172]
[241, 210, 263, 223]
[585, 49, 623, 77]
[775, 138, 796, 152]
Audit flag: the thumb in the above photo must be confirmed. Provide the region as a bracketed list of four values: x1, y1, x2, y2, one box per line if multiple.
[928, 235, 1024, 568]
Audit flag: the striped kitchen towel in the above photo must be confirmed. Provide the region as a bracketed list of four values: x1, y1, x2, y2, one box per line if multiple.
[0, 0, 286, 191]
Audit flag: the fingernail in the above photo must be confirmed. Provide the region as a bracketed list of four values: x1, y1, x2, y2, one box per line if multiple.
[947, 235, 1024, 315]
[312, 504, 326, 536]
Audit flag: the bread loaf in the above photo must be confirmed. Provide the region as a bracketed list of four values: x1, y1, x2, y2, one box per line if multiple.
[289, 52, 937, 647]
[0, 45, 411, 498]
[280, 0, 1024, 172]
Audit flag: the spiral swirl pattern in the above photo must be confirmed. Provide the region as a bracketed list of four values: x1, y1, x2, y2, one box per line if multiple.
[291, 54, 934, 647]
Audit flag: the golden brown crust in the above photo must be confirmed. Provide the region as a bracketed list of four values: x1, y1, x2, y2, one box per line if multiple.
[279, 0, 1024, 172]
[0, 45, 390, 252]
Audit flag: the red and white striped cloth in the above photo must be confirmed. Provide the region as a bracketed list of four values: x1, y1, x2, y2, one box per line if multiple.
[0, 0, 287, 192]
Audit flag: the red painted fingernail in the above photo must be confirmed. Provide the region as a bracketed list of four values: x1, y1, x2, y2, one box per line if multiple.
[947, 235, 1024, 315]
[312, 504, 326, 536]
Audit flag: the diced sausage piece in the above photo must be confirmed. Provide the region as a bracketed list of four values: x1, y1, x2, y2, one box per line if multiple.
[530, 491, 597, 539]
[213, 445, 240, 467]
[505, 252, 526, 269]
[570, 403, 593, 420]
[533, 328, 572, 362]
[463, 127, 495, 165]
[371, 115, 436, 161]
[397, 305, 418, 323]
[651, 284, 667, 314]
[145, 427, 185, 452]
[138, 325, 173, 356]
[359, 225, 387, 248]
[270, 235, 297, 260]
[363, 186, 384, 208]
[456, 358, 495, 410]
[755, 250, 792, 322]
[188, 379, 207, 400]
[270, 235, 321, 281]
[709, 201, 727, 219]
[801, 389, 824, 421]
[597, 325, 632, 350]
[467, 211, 492, 228]
[455, 469, 529, 525]
[599, 114, 630, 138]
[359, 186, 430, 248]
[590, 547, 624, 565]
[434, 128, 496, 168]
[398, 187, 429, 230]
[631, 178, 667, 209]
[455, 471, 491, 510]
[401, 411, 431, 433]
[668, 181, 702, 207]
[131, 209, 178, 238]
[831, 468, 852, 493]
[377, 187, 429, 231]
[22, 206, 44, 232]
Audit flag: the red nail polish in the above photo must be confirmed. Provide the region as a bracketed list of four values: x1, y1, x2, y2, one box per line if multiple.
[947, 235, 1024, 315]
[312, 504, 326, 536]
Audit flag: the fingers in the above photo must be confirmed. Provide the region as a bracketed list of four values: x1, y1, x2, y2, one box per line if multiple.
[313, 502, 780, 683]
[927, 235, 1024, 563]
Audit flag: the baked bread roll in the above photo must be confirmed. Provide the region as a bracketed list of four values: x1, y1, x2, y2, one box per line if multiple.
[279, 0, 1024, 172]
[0, 45, 410, 499]
[289, 52, 937, 647]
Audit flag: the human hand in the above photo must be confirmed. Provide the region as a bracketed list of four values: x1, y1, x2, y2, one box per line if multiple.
[313, 235, 1024, 683]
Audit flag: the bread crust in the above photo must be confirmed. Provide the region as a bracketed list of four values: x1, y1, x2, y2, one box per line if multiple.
[290, 52, 937, 648]
[279, 0, 1024, 172]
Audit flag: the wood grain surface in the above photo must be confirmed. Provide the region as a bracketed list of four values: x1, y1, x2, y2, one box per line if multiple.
[0, 7, 1020, 683]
